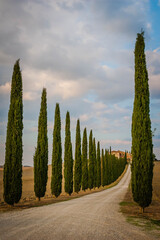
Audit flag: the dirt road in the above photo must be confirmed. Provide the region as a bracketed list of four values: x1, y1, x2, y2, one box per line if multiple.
[0, 166, 156, 240]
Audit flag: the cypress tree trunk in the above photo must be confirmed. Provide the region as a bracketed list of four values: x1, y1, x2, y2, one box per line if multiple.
[64, 111, 73, 195]
[96, 141, 101, 188]
[51, 103, 62, 197]
[34, 88, 48, 200]
[3, 59, 23, 205]
[74, 119, 82, 193]
[82, 128, 88, 191]
[88, 130, 94, 189]
[93, 138, 97, 188]
[131, 32, 153, 210]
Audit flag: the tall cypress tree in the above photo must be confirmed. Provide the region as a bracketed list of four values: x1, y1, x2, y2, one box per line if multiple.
[51, 103, 62, 197]
[34, 88, 48, 201]
[88, 130, 94, 189]
[101, 149, 105, 187]
[82, 128, 88, 191]
[74, 119, 82, 193]
[64, 111, 73, 195]
[96, 141, 101, 188]
[93, 138, 97, 188]
[131, 32, 153, 212]
[3, 59, 23, 205]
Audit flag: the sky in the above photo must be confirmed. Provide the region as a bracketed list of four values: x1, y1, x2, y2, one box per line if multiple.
[0, 0, 160, 166]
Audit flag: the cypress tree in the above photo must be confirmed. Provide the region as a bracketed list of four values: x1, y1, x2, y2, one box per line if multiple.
[109, 146, 112, 155]
[96, 141, 101, 188]
[124, 151, 127, 165]
[101, 149, 105, 187]
[3, 59, 23, 205]
[64, 111, 73, 195]
[104, 149, 109, 185]
[74, 119, 82, 193]
[109, 153, 113, 183]
[34, 88, 48, 201]
[82, 128, 88, 191]
[93, 138, 97, 188]
[88, 130, 94, 189]
[51, 103, 62, 197]
[131, 32, 153, 212]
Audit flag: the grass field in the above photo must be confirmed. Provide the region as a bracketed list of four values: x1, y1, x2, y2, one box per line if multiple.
[120, 161, 160, 221]
[0, 165, 64, 202]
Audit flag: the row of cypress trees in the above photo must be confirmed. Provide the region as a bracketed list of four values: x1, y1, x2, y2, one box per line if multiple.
[3, 61, 127, 205]
[34, 95, 127, 199]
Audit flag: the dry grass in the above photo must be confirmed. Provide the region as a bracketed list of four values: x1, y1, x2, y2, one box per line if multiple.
[120, 161, 160, 221]
[0, 164, 128, 213]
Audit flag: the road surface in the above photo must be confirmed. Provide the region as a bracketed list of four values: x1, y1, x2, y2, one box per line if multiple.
[0, 166, 157, 240]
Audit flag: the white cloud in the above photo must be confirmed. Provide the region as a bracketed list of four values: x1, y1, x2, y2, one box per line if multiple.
[0, 82, 11, 94]
[79, 113, 91, 122]
[101, 139, 131, 146]
[23, 92, 39, 101]
[147, 50, 160, 99]
[153, 47, 160, 53]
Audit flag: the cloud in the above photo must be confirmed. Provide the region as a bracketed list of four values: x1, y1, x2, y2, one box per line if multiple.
[0, 82, 11, 95]
[0, 0, 159, 164]
[147, 49, 160, 99]
[101, 139, 131, 146]
[100, 139, 131, 152]
[153, 47, 160, 53]
[0, 0, 150, 103]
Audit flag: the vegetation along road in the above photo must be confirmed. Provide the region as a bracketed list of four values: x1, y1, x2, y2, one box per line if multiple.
[0, 165, 156, 240]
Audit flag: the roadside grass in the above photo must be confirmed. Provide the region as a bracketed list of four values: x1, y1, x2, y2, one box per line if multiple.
[0, 164, 128, 213]
[120, 161, 160, 237]
[127, 216, 160, 238]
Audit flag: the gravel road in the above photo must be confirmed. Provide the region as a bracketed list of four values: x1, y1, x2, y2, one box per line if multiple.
[0, 166, 157, 240]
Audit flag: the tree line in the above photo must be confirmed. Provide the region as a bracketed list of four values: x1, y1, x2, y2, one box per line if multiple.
[3, 62, 127, 204]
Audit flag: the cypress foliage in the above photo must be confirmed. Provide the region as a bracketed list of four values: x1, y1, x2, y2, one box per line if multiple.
[51, 103, 62, 197]
[96, 141, 101, 188]
[64, 111, 73, 195]
[34, 88, 48, 200]
[109, 154, 113, 184]
[82, 128, 88, 191]
[101, 149, 105, 187]
[131, 32, 153, 212]
[88, 130, 94, 189]
[74, 119, 82, 193]
[3, 60, 23, 205]
[3, 59, 23, 205]
[93, 138, 97, 187]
